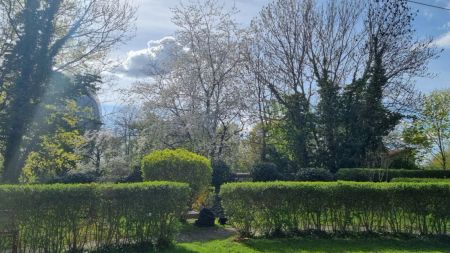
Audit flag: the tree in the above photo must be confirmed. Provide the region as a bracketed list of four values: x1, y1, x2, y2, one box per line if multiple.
[18, 73, 101, 183]
[248, 0, 317, 169]
[404, 89, 450, 170]
[132, 0, 247, 161]
[0, 0, 135, 182]
[248, 0, 438, 171]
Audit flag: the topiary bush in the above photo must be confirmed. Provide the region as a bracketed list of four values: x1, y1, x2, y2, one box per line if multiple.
[141, 148, 212, 204]
[250, 162, 283, 182]
[212, 160, 231, 190]
[0, 182, 189, 252]
[295, 168, 335, 181]
[221, 181, 450, 238]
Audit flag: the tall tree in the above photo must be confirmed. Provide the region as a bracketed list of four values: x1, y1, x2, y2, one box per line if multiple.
[404, 89, 450, 170]
[0, 0, 135, 182]
[132, 0, 247, 161]
[248, 0, 438, 171]
[248, 0, 317, 169]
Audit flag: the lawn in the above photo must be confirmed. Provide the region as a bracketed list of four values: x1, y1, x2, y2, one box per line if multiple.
[104, 237, 450, 253]
[168, 237, 450, 253]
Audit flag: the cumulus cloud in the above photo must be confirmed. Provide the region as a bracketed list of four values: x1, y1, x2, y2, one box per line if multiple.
[434, 31, 450, 48]
[115, 36, 180, 77]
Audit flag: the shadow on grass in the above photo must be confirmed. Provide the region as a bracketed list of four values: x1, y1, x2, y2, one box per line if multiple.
[241, 237, 450, 253]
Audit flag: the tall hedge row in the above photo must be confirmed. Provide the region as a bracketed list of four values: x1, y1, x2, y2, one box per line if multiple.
[221, 182, 450, 237]
[0, 182, 190, 252]
[336, 168, 450, 182]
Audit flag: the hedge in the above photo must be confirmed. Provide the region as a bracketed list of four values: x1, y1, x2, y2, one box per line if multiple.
[391, 178, 450, 183]
[336, 168, 450, 182]
[221, 182, 450, 237]
[0, 182, 190, 252]
[141, 149, 212, 205]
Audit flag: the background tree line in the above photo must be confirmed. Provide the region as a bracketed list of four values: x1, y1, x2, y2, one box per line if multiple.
[0, 0, 449, 184]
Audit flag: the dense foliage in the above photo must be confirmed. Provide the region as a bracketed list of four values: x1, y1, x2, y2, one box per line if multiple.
[0, 0, 134, 183]
[403, 89, 450, 170]
[336, 168, 450, 182]
[0, 182, 189, 252]
[221, 181, 450, 237]
[250, 162, 283, 182]
[391, 178, 450, 183]
[141, 149, 212, 204]
[212, 160, 232, 190]
[295, 168, 335, 182]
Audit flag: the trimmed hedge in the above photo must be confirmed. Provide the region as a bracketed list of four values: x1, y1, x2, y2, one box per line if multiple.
[336, 168, 450, 182]
[221, 182, 450, 237]
[141, 149, 212, 204]
[0, 182, 189, 252]
[391, 177, 450, 183]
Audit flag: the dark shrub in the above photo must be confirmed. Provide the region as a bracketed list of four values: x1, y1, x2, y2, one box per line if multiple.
[49, 170, 98, 183]
[119, 166, 143, 183]
[218, 217, 228, 225]
[336, 168, 450, 182]
[195, 208, 215, 227]
[295, 168, 334, 181]
[265, 144, 292, 173]
[212, 160, 231, 189]
[388, 148, 420, 170]
[251, 162, 282, 182]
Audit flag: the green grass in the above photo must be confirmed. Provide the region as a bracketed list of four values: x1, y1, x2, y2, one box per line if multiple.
[104, 237, 450, 253]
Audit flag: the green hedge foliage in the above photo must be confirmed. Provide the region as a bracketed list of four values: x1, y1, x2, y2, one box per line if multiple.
[221, 181, 450, 237]
[141, 149, 212, 203]
[336, 168, 450, 182]
[0, 182, 189, 252]
[391, 177, 450, 183]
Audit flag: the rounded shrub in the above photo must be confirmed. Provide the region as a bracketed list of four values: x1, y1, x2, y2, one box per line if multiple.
[212, 160, 231, 189]
[295, 168, 335, 181]
[141, 148, 212, 203]
[251, 162, 282, 182]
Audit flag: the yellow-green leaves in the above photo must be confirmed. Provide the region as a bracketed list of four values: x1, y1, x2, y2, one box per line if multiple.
[141, 148, 212, 206]
[0, 182, 190, 252]
[221, 181, 450, 237]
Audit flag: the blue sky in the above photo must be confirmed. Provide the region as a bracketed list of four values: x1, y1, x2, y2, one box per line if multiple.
[105, 0, 450, 107]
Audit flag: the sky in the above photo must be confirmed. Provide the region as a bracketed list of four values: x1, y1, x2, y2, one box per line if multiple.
[100, 0, 450, 108]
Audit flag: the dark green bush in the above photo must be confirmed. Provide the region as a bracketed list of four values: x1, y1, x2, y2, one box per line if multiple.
[295, 168, 335, 181]
[49, 170, 98, 183]
[0, 182, 189, 252]
[221, 181, 450, 237]
[251, 162, 283, 182]
[336, 168, 450, 182]
[141, 149, 212, 203]
[391, 177, 450, 183]
[212, 160, 231, 189]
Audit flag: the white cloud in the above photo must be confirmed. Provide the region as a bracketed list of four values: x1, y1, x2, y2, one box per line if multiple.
[434, 31, 450, 48]
[114, 36, 180, 77]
